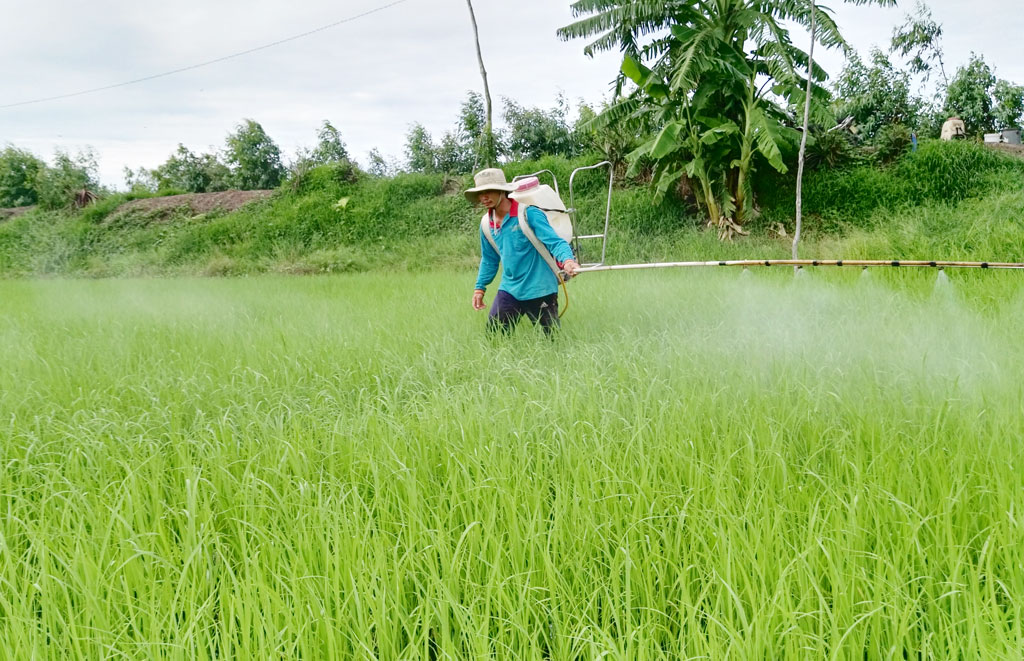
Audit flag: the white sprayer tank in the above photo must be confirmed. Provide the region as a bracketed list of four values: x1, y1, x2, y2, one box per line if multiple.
[508, 177, 574, 245]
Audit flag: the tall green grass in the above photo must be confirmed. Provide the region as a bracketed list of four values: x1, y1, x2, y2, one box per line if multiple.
[2, 271, 1023, 658]
[1, 143, 1021, 278]
[754, 140, 1024, 236]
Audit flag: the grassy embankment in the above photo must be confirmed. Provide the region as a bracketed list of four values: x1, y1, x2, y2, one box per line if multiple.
[0, 140, 1022, 278]
[2, 270, 1023, 658]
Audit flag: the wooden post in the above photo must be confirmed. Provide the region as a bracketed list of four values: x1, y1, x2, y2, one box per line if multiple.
[793, 1, 816, 266]
[465, 0, 496, 168]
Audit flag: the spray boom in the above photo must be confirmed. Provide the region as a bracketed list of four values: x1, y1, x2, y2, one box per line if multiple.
[575, 259, 1024, 273]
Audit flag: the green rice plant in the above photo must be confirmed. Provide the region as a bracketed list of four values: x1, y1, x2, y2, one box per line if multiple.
[1, 271, 1022, 659]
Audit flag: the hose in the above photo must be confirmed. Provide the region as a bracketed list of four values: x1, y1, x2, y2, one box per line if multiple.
[557, 275, 570, 318]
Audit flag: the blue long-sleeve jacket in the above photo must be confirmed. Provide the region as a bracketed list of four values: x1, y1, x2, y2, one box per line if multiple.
[474, 204, 575, 300]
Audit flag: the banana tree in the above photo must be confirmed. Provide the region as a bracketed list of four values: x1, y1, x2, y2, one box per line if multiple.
[562, 0, 845, 239]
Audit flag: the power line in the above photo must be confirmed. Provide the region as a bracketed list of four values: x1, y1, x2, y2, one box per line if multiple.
[1, 0, 410, 110]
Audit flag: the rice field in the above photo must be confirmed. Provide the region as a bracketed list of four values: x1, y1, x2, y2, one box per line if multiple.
[2, 269, 1023, 659]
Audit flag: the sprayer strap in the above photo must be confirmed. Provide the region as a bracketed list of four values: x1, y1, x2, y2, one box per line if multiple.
[517, 206, 566, 284]
[480, 214, 499, 255]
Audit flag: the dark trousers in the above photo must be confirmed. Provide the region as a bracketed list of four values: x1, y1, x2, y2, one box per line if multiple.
[487, 290, 560, 335]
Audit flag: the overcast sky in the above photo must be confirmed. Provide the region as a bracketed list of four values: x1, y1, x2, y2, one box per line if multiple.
[2, 0, 1022, 189]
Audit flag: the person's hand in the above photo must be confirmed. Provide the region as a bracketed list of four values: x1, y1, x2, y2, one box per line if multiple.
[472, 289, 486, 310]
[562, 259, 580, 279]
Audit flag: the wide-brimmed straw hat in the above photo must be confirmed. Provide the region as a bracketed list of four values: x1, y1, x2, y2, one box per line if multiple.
[464, 168, 517, 204]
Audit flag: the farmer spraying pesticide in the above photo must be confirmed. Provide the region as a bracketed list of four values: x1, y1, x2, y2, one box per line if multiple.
[467, 168, 579, 334]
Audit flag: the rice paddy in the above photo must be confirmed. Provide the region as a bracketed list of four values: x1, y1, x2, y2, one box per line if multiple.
[2, 269, 1023, 659]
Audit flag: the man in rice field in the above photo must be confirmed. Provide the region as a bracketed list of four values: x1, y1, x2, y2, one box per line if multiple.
[466, 168, 579, 334]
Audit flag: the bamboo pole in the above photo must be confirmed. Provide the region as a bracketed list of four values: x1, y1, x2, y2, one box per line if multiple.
[576, 259, 1024, 273]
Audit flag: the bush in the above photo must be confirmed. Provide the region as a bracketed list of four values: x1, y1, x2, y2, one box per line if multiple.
[805, 131, 860, 170]
[0, 146, 46, 207]
[874, 124, 913, 164]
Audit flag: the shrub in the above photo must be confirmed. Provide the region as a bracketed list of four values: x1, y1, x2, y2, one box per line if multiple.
[874, 124, 913, 164]
[805, 131, 859, 170]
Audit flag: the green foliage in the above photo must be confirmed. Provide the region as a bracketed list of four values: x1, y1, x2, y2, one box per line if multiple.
[36, 149, 101, 210]
[607, 1, 824, 228]
[502, 93, 580, 162]
[402, 93, 583, 175]
[224, 119, 286, 190]
[874, 123, 913, 163]
[291, 120, 351, 180]
[992, 79, 1024, 130]
[943, 55, 997, 136]
[457, 91, 495, 170]
[574, 102, 645, 175]
[757, 139, 1024, 233]
[835, 49, 922, 141]
[401, 93, 494, 175]
[365, 148, 397, 177]
[404, 123, 437, 173]
[2, 144, 1022, 278]
[0, 146, 46, 207]
[123, 166, 158, 194]
[889, 0, 948, 86]
[804, 130, 860, 170]
[151, 144, 231, 193]
[884, 189, 1024, 259]
[898, 139, 1022, 203]
[311, 120, 349, 164]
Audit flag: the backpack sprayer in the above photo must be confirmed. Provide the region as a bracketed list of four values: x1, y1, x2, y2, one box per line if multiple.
[493, 162, 614, 317]
[494, 161, 1024, 317]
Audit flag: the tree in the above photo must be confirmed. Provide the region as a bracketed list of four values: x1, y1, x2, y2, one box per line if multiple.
[0, 146, 46, 207]
[366, 148, 396, 177]
[890, 1, 948, 89]
[575, 102, 643, 175]
[558, 0, 694, 96]
[458, 91, 501, 170]
[311, 120, 349, 165]
[289, 120, 353, 182]
[564, 0, 846, 236]
[123, 166, 158, 194]
[152, 144, 231, 193]
[943, 55, 997, 136]
[224, 119, 286, 190]
[834, 49, 921, 141]
[993, 79, 1024, 131]
[434, 131, 473, 174]
[502, 94, 579, 161]
[36, 149, 101, 210]
[404, 123, 437, 173]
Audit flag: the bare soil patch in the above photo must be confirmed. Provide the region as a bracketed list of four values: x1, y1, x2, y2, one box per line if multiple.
[112, 190, 274, 221]
[0, 206, 35, 221]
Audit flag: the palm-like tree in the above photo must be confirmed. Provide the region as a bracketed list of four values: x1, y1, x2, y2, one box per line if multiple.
[560, 0, 891, 239]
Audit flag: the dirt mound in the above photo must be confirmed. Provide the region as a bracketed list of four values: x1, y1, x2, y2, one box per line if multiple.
[986, 143, 1024, 158]
[113, 190, 274, 221]
[0, 205, 35, 221]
